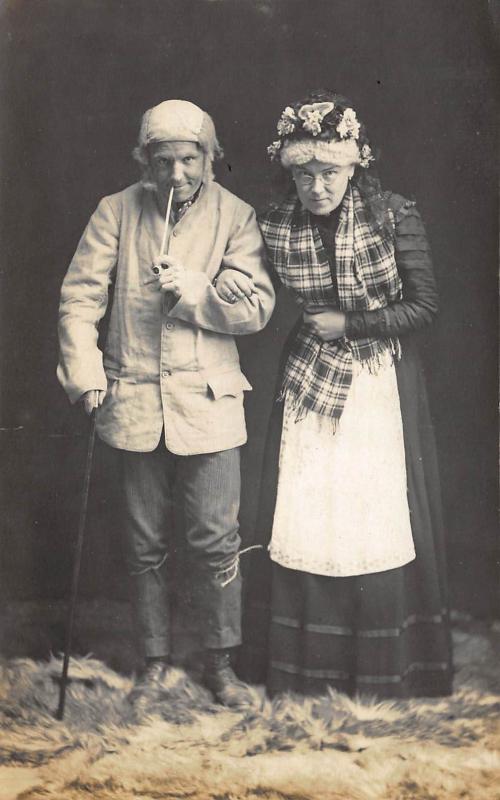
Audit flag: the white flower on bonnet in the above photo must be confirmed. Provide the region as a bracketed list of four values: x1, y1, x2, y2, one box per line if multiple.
[298, 102, 334, 136]
[336, 107, 361, 140]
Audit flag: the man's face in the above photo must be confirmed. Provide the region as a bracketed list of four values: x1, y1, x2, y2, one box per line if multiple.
[148, 141, 205, 205]
[291, 158, 354, 215]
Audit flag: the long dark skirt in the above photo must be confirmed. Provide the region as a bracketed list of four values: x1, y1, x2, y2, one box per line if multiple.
[240, 336, 453, 698]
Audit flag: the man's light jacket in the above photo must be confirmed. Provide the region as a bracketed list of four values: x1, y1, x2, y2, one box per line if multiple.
[57, 181, 275, 455]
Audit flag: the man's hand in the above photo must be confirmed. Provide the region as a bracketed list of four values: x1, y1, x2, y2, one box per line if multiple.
[82, 389, 106, 415]
[215, 269, 256, 304]
[153, 256, 188, 298]
[303, 305, 346, 342]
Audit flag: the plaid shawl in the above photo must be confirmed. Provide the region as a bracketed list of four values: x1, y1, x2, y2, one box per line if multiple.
[259, 185, 402, 423]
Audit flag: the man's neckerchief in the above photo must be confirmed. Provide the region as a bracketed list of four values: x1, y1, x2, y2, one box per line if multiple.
[172, 183, 203, 222]
[259, 185, 402, 425]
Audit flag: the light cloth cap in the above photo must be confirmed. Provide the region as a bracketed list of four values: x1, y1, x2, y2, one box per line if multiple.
[142, 100, 205, 144]
[135, 99, 222, 182]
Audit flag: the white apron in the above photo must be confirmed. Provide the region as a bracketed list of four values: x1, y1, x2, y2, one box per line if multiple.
[269, 352, 415, 577]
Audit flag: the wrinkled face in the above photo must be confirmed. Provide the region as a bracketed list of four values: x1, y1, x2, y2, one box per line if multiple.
[148, 141, 205, 205]
[291, 159, 355, 215]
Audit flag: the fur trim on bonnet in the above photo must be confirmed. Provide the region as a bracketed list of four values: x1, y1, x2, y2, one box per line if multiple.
[280, 138, 361, 168]
[133, 99, 223, 183]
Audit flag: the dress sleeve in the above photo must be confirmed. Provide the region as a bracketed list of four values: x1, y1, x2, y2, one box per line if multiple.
[344, 201, 439, 340]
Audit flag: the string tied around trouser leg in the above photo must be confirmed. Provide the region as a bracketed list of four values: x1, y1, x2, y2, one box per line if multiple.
[216, 545, 263, 588]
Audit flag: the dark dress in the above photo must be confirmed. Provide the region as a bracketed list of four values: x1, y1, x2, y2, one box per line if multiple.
[240, 194, 453, 699]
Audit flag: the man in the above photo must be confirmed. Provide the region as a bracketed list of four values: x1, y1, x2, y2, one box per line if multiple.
[57, 99, 275, 706]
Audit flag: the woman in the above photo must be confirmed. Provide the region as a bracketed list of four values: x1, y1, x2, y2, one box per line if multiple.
[216, 90, 452, 699]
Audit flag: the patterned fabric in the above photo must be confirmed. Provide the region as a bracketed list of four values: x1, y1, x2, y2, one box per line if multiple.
[259, 185, 402, 422]
[172, 183, 203, 222]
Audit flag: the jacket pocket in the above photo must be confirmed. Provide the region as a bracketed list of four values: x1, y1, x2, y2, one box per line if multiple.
[206, 368, 252, 400]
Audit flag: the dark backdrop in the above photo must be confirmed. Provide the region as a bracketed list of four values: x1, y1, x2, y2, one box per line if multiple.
[0, 0, 498, 616]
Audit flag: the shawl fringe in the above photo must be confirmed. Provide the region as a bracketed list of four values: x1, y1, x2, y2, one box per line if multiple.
[276, 336, 401, 429]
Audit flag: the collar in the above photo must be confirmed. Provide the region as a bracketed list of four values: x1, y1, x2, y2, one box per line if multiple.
[173, 183, 203, 221]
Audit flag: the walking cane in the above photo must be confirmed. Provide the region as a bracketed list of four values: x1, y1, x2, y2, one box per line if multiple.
[56, 407, 97, 720]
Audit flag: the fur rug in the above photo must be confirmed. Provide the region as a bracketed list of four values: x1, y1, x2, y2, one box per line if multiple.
[1, 604, 499, 800]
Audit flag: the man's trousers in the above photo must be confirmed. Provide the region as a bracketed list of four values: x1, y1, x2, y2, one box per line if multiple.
[120, 443, 242, 658]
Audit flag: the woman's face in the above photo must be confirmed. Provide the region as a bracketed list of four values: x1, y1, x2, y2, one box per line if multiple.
[291, 159, 354, 215]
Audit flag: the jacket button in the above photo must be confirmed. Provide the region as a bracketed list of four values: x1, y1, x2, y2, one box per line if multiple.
[165, 322, 175, 330]
[161, 370, 171, 377]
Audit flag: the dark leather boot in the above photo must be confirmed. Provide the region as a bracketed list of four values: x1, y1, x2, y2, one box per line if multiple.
[127, 657, 170, 704]
[203, 648, 253, 708]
